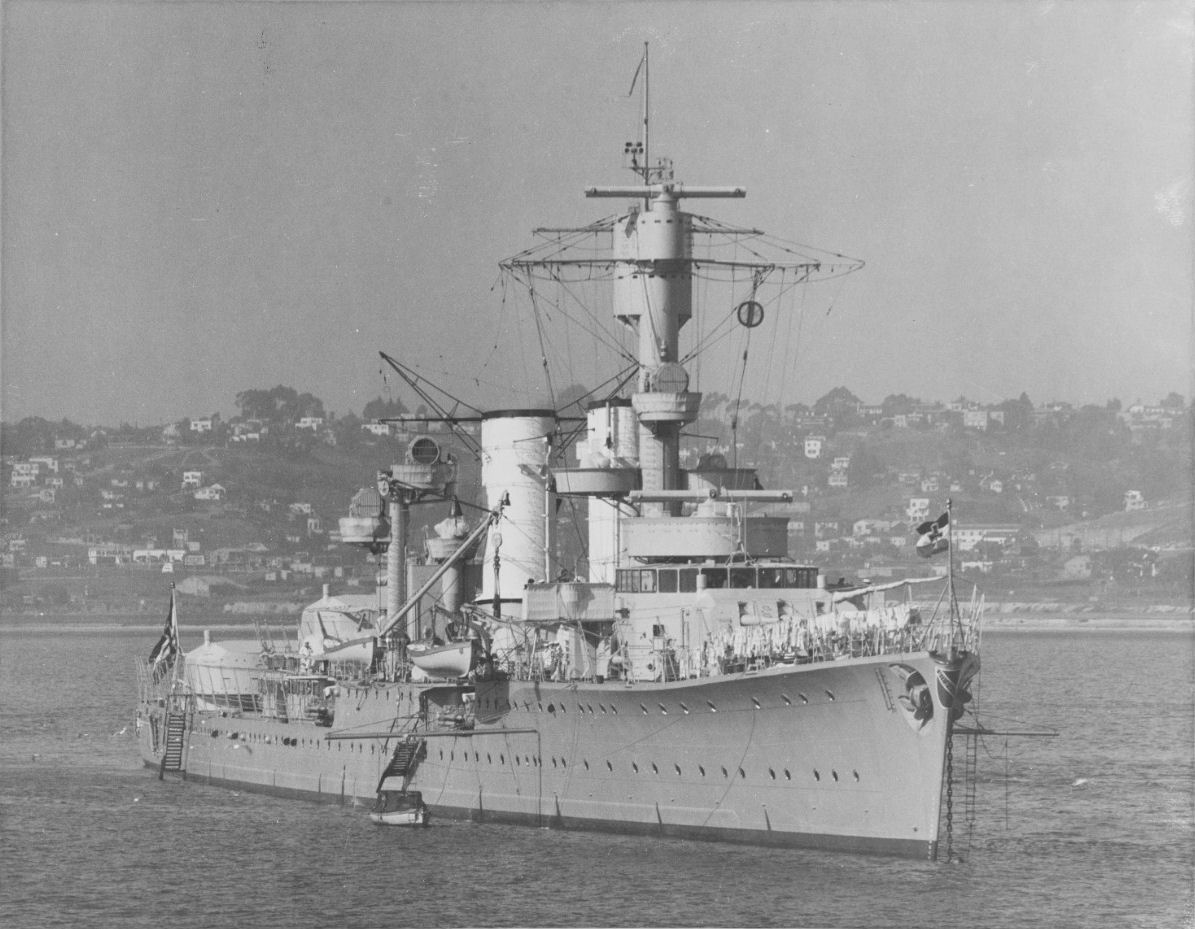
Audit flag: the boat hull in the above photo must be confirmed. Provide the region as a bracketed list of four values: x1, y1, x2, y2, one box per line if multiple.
[137, 650, 964, 858]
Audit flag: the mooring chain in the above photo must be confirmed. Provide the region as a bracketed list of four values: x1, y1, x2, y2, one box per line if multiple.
[944, 732, 955, 862]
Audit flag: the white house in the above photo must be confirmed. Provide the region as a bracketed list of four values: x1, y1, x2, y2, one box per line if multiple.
[963, 410, 989, 431]
[182, 471, 203, 489]
[193, 483, 226, 502]
[906, 497, 931, 522]
[804, 436, 825, 459]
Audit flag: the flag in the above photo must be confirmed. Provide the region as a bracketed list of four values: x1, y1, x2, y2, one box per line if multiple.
[915, 511, 950, 558]
[627, 46, 647, 96]
[148, 591, 179, 679]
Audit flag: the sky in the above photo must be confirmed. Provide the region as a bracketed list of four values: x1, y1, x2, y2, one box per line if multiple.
[2, 0, 1191, 427]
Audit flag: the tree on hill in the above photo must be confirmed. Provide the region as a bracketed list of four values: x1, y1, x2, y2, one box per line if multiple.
[814, 387, 861, 425]
[235, 386, 325, 425]
[880, 394, 919, 416]
[0, 416, 76, 455]
[361, 396, 409, 420]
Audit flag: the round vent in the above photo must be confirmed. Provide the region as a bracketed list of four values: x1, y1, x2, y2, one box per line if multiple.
[407, 436, 440, 465]
[652, 363, 690, 393]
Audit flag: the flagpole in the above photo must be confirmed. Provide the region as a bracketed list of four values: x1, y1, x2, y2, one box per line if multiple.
[641, 41, 649, 187]
[946, 498, 960, 648]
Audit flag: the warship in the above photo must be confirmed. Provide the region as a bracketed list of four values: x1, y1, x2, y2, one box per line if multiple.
[136, 48, 981, 858]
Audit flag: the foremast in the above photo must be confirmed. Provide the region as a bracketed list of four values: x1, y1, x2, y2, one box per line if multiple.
[585, 182, 745, 519]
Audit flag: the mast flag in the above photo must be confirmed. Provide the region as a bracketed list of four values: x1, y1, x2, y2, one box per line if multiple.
[148, 585, 180, 679]
[915, 511, 950, 558]
[627, 44, 647, 96]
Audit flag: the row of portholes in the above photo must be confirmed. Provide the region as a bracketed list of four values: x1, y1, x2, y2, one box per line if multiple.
[482, 690, 835, 718]
[433, 746, 860, 784]
[203, 728, 378, 754]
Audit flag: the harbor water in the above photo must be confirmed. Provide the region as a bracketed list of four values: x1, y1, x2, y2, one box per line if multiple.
[1, 623, 1191, 928]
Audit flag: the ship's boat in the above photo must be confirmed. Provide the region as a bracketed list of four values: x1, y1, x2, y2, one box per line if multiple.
[408, 640, 475, 678]
[135, 48, 981, 859]
[370, 790, 430, 827]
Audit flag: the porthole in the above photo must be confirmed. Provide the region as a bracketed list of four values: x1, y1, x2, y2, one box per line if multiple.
[781, 694, 792, 706]
[611, 706, 619, 715]
[538, 703, 544, 712]
[853, 770, 860, 782]
[587, 704, 594, 714]
[552, 758, 558, 768]
[707, 701, 718, 712]
[516, 756, 521, 766]
[680, 702, 690, 714]
[832, 770, 839, 782]
[784, 769, 792, 780]
[769, 768, 776, 780]
[606, 760, 613, 771]
[721, 766, 728, 778]
[739, 768, 746, 779]
[658, 704, 668, 715]
[487, 753, 492, 764]
[500, 753, 505, 764]
[599, 704, 607, 714]
[640, 704, 649, 715]
[632, 762, 639, 773]
[584, 760, 590, 770]
[799, 693, 809, 704]
[699, 766, 706, 777]
[547, 703, 556, 714]
[825, 690, 836, 701]
[751, 697, 761, 709]
[561, 758, 567, 768]
[813, 769, 820, 781]
[439, 749, 444, 760]
[674, 764, 682, 775]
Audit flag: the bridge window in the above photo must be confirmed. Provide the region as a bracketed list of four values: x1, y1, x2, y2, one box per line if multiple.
[701, 568, 727, 589]
[616, 569, 657, 593]
[657, 569, 678, 593]
[758, 567, 785, 588]
[678, 568, 698, 592]
[730, 568, 755, 589]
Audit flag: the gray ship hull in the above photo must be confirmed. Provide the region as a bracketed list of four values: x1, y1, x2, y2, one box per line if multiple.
[138, 649, 964, 858]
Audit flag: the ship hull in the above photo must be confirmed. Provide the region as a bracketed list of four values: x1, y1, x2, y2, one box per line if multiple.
[138, 650, 964, 858]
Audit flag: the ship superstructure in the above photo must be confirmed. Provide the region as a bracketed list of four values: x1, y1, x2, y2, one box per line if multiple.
[136, 49, 980, 858]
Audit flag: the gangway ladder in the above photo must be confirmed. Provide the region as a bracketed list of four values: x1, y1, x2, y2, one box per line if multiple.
[377, 737, 426, 790]
[158, 709, 188, 780]
[961, 728, 979, 850]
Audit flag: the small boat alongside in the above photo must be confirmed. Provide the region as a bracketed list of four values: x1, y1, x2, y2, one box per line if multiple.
[370, 789, 430, 827]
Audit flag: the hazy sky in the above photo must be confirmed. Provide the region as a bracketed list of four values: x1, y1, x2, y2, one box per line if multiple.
[3, 1, 1191, 426]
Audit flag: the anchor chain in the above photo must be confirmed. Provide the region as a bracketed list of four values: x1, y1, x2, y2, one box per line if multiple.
[944, 730, 955, 862]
